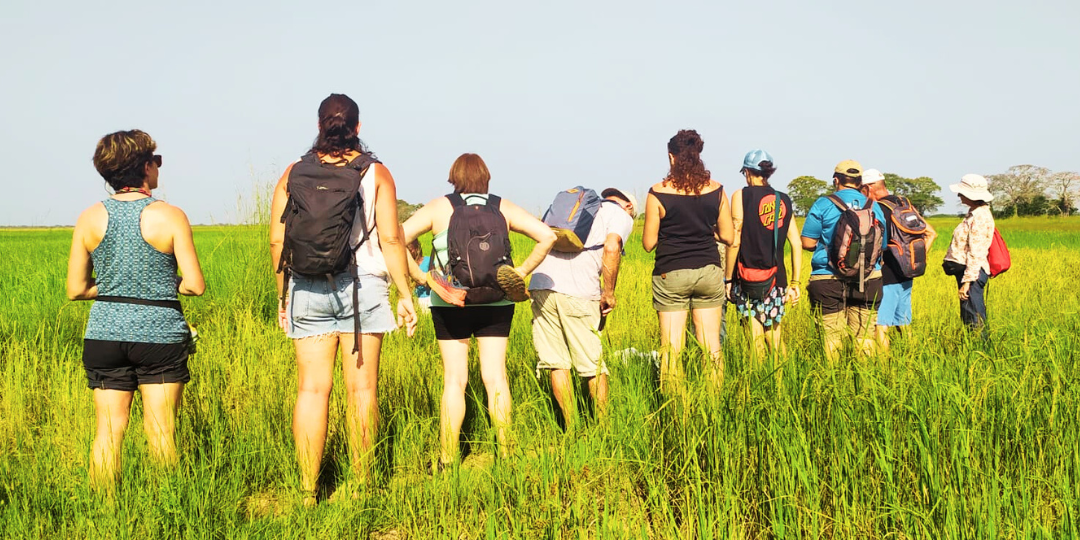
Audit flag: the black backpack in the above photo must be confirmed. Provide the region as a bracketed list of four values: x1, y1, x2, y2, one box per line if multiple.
[436, 193, 513, 305]
[826, 194, 884, 292]
[278, 152, 378, 349]
[877, 194, 929, 279]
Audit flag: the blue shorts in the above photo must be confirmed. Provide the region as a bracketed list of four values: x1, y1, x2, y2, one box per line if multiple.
[877, 280, 913, 327]
[286, 270, 396, 338]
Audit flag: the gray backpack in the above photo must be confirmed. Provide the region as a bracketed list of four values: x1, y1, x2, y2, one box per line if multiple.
[543, 187, 603, 252]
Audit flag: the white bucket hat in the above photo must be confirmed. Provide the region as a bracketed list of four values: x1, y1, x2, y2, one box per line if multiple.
[949, 174, 994, 202]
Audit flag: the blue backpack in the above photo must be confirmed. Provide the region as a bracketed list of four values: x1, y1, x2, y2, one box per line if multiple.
[543, 187, 603, 252]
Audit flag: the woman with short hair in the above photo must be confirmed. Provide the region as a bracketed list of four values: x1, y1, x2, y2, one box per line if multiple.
[403, 153, 555, 469]
[724, 150, 801, 361]
[270, 94, 417, 504]
[943, 174, 996, 336]
[642, 130, 734, 391]
[67, 129, 205, 493]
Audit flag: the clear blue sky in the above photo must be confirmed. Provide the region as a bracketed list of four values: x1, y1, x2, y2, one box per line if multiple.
[1, 0, 1077, 225]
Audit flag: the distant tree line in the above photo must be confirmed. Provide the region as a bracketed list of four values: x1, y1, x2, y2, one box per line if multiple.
[397, 200, 423, 222]
[987, 165, 1078, 218]
[786, 174, 944, 217]
[783, 165, 1079, 219]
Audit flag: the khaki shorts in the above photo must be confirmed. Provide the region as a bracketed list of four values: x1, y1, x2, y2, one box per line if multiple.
[531, 290, 607, 377]
[651, 265, 725, 312]
[807, 272, 883, 339]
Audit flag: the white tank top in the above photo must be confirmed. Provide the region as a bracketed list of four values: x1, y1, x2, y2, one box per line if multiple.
[351, 165, 388, 278]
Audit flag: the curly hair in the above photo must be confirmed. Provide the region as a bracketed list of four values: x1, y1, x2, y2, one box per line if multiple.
[311, 93, 366, 158]
[664, 129, 711, 194]
[92, 130, 157, 190]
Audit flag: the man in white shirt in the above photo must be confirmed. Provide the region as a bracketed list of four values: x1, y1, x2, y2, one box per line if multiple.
[529, 188, 636, 429]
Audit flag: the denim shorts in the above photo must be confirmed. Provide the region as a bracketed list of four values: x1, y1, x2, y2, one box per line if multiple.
[286, 270, 395, 338]
[877, 280, 913, 327]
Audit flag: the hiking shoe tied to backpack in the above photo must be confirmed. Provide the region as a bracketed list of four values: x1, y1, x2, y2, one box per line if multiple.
[496, 265, 529, 303]
[427, 269, 467, 307]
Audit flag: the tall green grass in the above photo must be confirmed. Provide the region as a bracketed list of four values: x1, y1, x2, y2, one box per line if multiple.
[1, 216, 1078, 538]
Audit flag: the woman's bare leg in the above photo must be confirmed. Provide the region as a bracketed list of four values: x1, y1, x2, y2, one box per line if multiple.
[747, 317, 768, 363]
[438, 338, 470, 465]
[763, 320, 785, 389]
[691, 306, 724, 386]
[139, 382, 184, 466]
[763, 321, 785, 358]
[477, 336, 512, 459]
[90, 389, 134, 494]
[658, 310, 689, 392]
[339, 332, 382, 486]
[293, 335, 339, 500]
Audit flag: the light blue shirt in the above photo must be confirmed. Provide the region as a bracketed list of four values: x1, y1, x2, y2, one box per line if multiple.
[414, 256, 431, 299]
[800, 188, 888, 276]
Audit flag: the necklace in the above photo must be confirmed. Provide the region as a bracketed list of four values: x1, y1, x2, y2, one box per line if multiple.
[115, 187, 152, 197]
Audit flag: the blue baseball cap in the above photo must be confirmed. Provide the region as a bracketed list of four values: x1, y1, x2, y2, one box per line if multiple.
[740, 149, 775, 173]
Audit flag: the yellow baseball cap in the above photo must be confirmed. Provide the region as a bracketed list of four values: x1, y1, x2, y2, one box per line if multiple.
[834, 160, 863, 177]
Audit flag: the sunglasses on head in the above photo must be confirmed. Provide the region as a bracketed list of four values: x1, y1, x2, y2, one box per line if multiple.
[150, 154, 162, 167]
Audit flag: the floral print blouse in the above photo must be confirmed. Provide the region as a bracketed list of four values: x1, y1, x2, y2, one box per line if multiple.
[944, 204, 994, 284]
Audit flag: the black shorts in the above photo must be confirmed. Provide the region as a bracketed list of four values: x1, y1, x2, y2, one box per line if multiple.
[430, 305, 515, 340]
[807, 275, 883, 315]
[83, 339, 191, 392]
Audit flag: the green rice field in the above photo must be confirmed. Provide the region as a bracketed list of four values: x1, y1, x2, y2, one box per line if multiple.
[1, 216, 1079, 538]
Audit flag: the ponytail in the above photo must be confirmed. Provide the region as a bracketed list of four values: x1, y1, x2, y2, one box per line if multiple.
[665, 129, 711, 194]
[755, 160, 777, 182]
[311, 93, 363, 158]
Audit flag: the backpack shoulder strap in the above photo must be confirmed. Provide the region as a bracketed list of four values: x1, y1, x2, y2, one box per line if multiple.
[447, 193, 466, 209]
[343, 153, 379, 249]
[826, 194, 847, 212]
[486, 194, 502, 210]
[345, 152, 379, 174]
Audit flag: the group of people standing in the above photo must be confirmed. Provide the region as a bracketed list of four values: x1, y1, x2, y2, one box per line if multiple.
[65, 93, 999, 500]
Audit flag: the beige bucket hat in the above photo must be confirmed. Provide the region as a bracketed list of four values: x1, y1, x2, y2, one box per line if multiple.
[949, 174, 994, 202]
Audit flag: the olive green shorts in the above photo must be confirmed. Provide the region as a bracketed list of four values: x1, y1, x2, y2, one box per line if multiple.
[651, 265, 725, 312]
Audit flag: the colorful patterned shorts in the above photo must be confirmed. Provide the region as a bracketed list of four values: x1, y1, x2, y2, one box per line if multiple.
[731, 283, 786, 328]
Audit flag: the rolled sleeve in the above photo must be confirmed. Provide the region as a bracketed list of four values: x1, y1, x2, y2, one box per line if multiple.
[801, 199, 827, 240]
[613, 212, 633, 246]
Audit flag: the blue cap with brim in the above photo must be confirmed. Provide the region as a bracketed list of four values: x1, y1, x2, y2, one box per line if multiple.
[740, 149, 774, 172]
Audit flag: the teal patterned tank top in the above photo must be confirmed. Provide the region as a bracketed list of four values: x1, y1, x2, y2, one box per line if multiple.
[84, 198, 189, 343]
